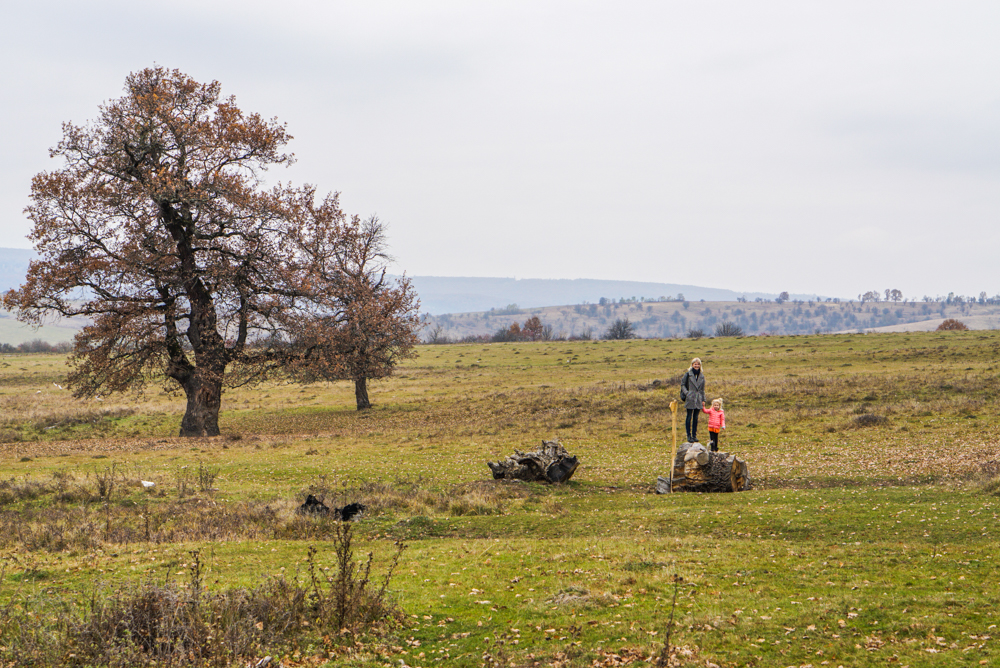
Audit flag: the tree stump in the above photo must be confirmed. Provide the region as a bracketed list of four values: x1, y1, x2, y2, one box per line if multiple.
[656, 442, 751, 493]
[488, 440, 579, 484]
[296, 495, 366, 520]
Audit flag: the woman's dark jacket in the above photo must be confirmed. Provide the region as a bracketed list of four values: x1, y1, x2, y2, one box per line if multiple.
[680, 368, 705, 410]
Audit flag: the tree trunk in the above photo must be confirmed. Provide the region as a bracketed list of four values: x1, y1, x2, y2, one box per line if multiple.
[656, 443, 751, 493]
[488, 440, 579, 483]
[354, 377, 371, 410]
[179, 371, 223, 437]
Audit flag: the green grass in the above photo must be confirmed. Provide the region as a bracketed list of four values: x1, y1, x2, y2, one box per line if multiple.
[1, 331, 999, 666]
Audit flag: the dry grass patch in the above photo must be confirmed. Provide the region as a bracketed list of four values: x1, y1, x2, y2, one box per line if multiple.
[0, 528, 405, 667]
[348, 478, 532, 518]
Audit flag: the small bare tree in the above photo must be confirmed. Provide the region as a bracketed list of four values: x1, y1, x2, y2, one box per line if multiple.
[426, 324, 450, 344]
[715, 321, 744, 337]
[604, 318, 636, 340]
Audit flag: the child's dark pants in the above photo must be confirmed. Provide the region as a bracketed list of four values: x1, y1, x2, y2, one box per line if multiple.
[709, 430, 719, 452]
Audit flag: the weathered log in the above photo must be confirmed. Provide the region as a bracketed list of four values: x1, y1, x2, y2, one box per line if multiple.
[656, 442, 752, 493]
[335, 502, 366, 522]
[297, 494, 329, 515]
[296, 495, 366, 520]
[488, 439, 579, 483]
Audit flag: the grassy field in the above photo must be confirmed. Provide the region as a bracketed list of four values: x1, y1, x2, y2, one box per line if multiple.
[1, 331, 999, 666]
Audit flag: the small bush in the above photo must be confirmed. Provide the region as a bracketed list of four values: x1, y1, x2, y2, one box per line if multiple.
[715, 321, 744, 337]
[0, 428, 21, 442]
[491, 325, 521, 343]
[1, 537, 405, 666]
[853, 413, 888, 428]
[604, 318, 636, 340]
[978, 460, 1000, 496]
[94, 464, 118, 500]
[424, 324, 451, 344]
[984, 477, 1000, 496]
[686, 329, 705, 339]
[197, 464, 219, 492]
[0, 478, 51, 505]
[937, 318, 968, 331]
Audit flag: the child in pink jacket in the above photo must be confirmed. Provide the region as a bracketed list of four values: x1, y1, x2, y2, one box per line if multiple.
[701, 398, 726, 452]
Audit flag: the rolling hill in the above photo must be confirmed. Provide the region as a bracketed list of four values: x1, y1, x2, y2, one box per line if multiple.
[422, 298, 1000, 341]
[3, 247, 994, 344]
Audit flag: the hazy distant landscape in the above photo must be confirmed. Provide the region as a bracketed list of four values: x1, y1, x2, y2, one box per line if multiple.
[3, 248, 998, 345]
[404, 274, 820, 314]
[422, 297, 1000, 341]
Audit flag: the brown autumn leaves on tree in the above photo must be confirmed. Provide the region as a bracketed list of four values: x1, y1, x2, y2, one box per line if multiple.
[3, 67, 419, 436]
[286, 214, 421, 410]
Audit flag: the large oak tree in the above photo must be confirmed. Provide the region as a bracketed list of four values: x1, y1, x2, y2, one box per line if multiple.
[3, 67, 419, 436]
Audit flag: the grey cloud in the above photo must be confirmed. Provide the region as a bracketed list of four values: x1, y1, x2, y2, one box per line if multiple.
[832, 111, 1000, 173]
[3, 1, 1000, 298]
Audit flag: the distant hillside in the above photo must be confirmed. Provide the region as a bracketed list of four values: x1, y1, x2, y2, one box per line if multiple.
[0, 313, 84, 345]
[0, 247, 87, 345]
[2, 248, 823, 315]
[405, 275, 824, 315]
[422, 299, 1000, 341]
[5, 247, 991, 344]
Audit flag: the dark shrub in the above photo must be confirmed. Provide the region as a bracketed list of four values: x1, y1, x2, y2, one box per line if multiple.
[604, 318, 636, 340]
[715, 321, 744, 337]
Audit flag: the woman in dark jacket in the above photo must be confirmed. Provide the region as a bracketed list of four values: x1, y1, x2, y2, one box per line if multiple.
[680, 358, 706, 442]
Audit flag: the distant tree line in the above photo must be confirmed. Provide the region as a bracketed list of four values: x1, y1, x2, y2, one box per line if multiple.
[425, 315, 599, 344]
[858, 289, 1000, 305]
[0, 339, 73, 354]
[491, 316, 551, 342]
[485, 304, 523, 316]
[425, 288, 1000, 342]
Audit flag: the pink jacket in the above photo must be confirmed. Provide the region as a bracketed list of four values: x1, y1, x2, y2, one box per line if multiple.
[702, 406, 725, 431]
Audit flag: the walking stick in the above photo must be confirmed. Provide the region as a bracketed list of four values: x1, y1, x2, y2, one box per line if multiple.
[668, 399, 678, 493]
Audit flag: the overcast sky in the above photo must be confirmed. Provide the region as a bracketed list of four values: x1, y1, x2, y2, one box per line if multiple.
[3, 1, 998, 299]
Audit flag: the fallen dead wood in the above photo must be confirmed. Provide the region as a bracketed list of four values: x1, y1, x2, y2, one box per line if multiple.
[656, 442, 751, 493]
[487, 440, 579, 484]
[296, 495, 366, 520]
